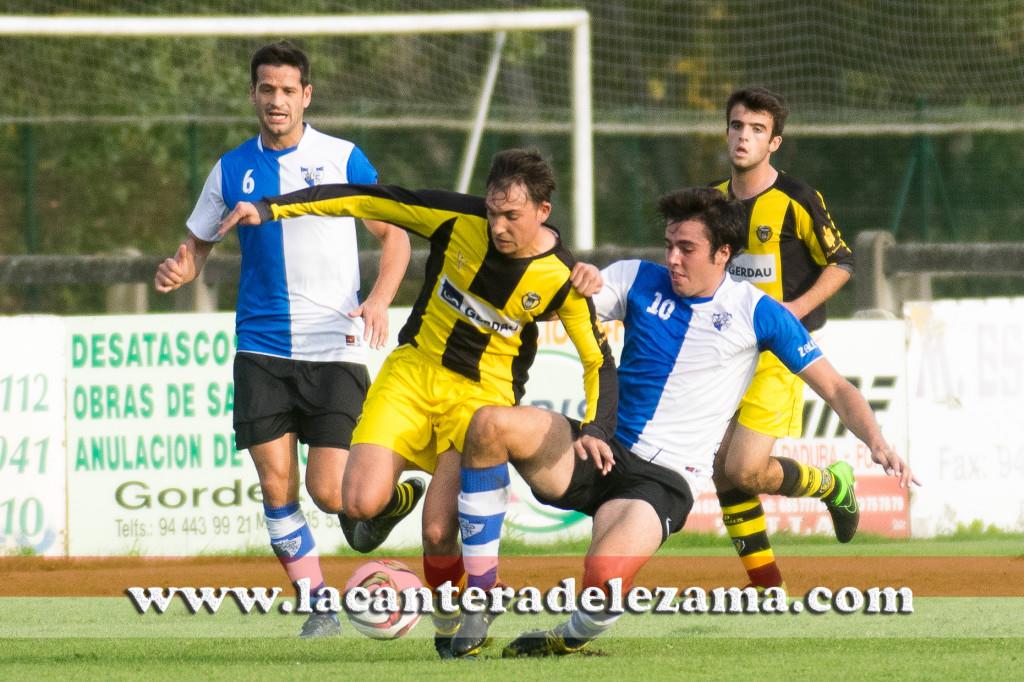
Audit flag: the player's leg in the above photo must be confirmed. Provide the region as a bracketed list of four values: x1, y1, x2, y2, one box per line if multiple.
[732, 354, 860, 543]
[420, 449, 465, 659]
[458, 406, 578, 589]
[503, 498, 663, 657]
[336, 350, 432, 552]
[300, 360, 367, 514]
[339, 443, 423, 552]
[248, 437, 339, 637]
[234, 353, 337, 638]
[714, 416, 786, 590]
[450, 406, 579, 658]
[304, 446, 347, 513]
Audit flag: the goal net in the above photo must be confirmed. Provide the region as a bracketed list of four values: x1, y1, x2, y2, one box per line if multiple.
[2, 0, 1023, 288]
[0, 4, 595, 254]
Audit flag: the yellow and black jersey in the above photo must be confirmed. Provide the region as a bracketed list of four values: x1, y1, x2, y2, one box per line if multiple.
[712, 172, 854, 332]
[254, 183, 618, 440]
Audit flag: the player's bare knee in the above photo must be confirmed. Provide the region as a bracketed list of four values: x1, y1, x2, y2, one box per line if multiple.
[305, 480, 341, 514]
[342, 490, 387, 521]
[464, 406, 508, 463]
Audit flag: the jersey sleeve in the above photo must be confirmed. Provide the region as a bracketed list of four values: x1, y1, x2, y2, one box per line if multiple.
[795, 190, 854, 273]
[185, 160, 227, 242]
[256, 183, 486, 242]
[752, 295, 823, 374]
[593, 260, 641, 322]
[556, 286, 619, 442]
[345, 145, 379, 184]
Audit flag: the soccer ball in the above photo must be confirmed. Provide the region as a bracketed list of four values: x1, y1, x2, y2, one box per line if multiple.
[343, 559, 423, 639]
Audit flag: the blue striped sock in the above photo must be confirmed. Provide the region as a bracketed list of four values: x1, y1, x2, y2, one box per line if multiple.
[264, 502, 326, 606]
[458, 463, 511, 591]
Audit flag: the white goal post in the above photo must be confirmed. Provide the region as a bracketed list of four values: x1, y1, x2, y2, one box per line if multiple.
[0, 10, 596, 249]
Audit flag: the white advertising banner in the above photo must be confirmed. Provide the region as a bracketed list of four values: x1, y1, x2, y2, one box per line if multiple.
[65, 313, 265, 555]
[62, 310, 615, 555]
[0, 316, 68, 556]
[906, 298, 1024, 535]
[18, 298, 1024, 553]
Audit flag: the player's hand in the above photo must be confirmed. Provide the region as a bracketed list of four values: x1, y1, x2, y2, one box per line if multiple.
[154, 243, 196, 293]
[349, 294, 389, 350]
[869, 441, 921, 488]
[570, 262, 603, 297]
[573, 434, 614, 475]
[217, 201, 263, 237]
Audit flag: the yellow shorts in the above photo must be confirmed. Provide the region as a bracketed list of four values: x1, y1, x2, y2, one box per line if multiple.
[351, 345, 512, 474]
[736, 351, 805, 438]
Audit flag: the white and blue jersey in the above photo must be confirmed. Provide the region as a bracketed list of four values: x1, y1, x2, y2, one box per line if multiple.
[593, 260, 822, 491]
[187, 125, 378, 363]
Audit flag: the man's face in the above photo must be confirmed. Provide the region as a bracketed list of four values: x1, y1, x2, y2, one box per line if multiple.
[664, 218, 730, 298]
[250, 63, 311, 149]
[485, 182, 552, 257]
[727, 103, 781, 172]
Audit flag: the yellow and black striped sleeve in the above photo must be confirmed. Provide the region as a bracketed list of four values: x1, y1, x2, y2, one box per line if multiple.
[553, 285, 618, 442]
[782, 178, 854, 273]
[254, 183, 486, 242]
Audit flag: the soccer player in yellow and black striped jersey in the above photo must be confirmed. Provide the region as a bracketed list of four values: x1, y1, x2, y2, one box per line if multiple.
[710, 88, 858, 590]
[220, 148, 617, 657]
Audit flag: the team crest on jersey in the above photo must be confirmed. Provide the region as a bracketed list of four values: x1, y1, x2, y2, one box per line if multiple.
[756, 225, 773, 243]
[712, 312, 733, 331]
[522, 292, 541, 310]
[301, 166, 325, 187]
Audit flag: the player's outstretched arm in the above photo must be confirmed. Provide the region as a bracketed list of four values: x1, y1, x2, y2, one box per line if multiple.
[556, 287, 619, 474]
[349, 219, 411, 349]
[154, 234, 214, 293]
[800, 357, 920, 488]
[217, 201, 267, 237]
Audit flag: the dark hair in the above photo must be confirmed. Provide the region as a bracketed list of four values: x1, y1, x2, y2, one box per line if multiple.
[726, 87, 788, 137]
[250, 40, 310, 87]
[656, 187, 747, 262]
[485, 148, 556, 205]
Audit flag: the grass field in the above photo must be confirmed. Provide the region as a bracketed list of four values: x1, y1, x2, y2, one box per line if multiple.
[3, 531, 1022, 680]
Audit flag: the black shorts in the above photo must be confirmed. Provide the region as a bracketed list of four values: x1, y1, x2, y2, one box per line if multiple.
[232, 352, 370, 451]
[533, 421, 694, 543]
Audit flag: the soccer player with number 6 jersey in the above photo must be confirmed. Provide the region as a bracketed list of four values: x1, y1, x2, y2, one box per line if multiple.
[154, 41, 413, 639]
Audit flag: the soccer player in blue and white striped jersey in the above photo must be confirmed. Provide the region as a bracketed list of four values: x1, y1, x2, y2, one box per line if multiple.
[154, 41, 413, 638]
[451, 187, 916, 657]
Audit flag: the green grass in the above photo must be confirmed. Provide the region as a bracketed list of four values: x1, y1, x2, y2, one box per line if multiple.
[3, 531, 1021, 677]
[2, 597, 1021, 680]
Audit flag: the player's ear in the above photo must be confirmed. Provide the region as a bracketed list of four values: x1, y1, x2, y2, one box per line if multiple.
[302, 83, 313, 109]
[769, 134, 782, 153]
[713, 244, 731, 266]
[536, 200, 552, 223]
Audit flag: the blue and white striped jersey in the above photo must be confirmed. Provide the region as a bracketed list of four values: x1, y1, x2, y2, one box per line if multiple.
[593, 260, 822, 490]
[187, 125, 378, 363]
